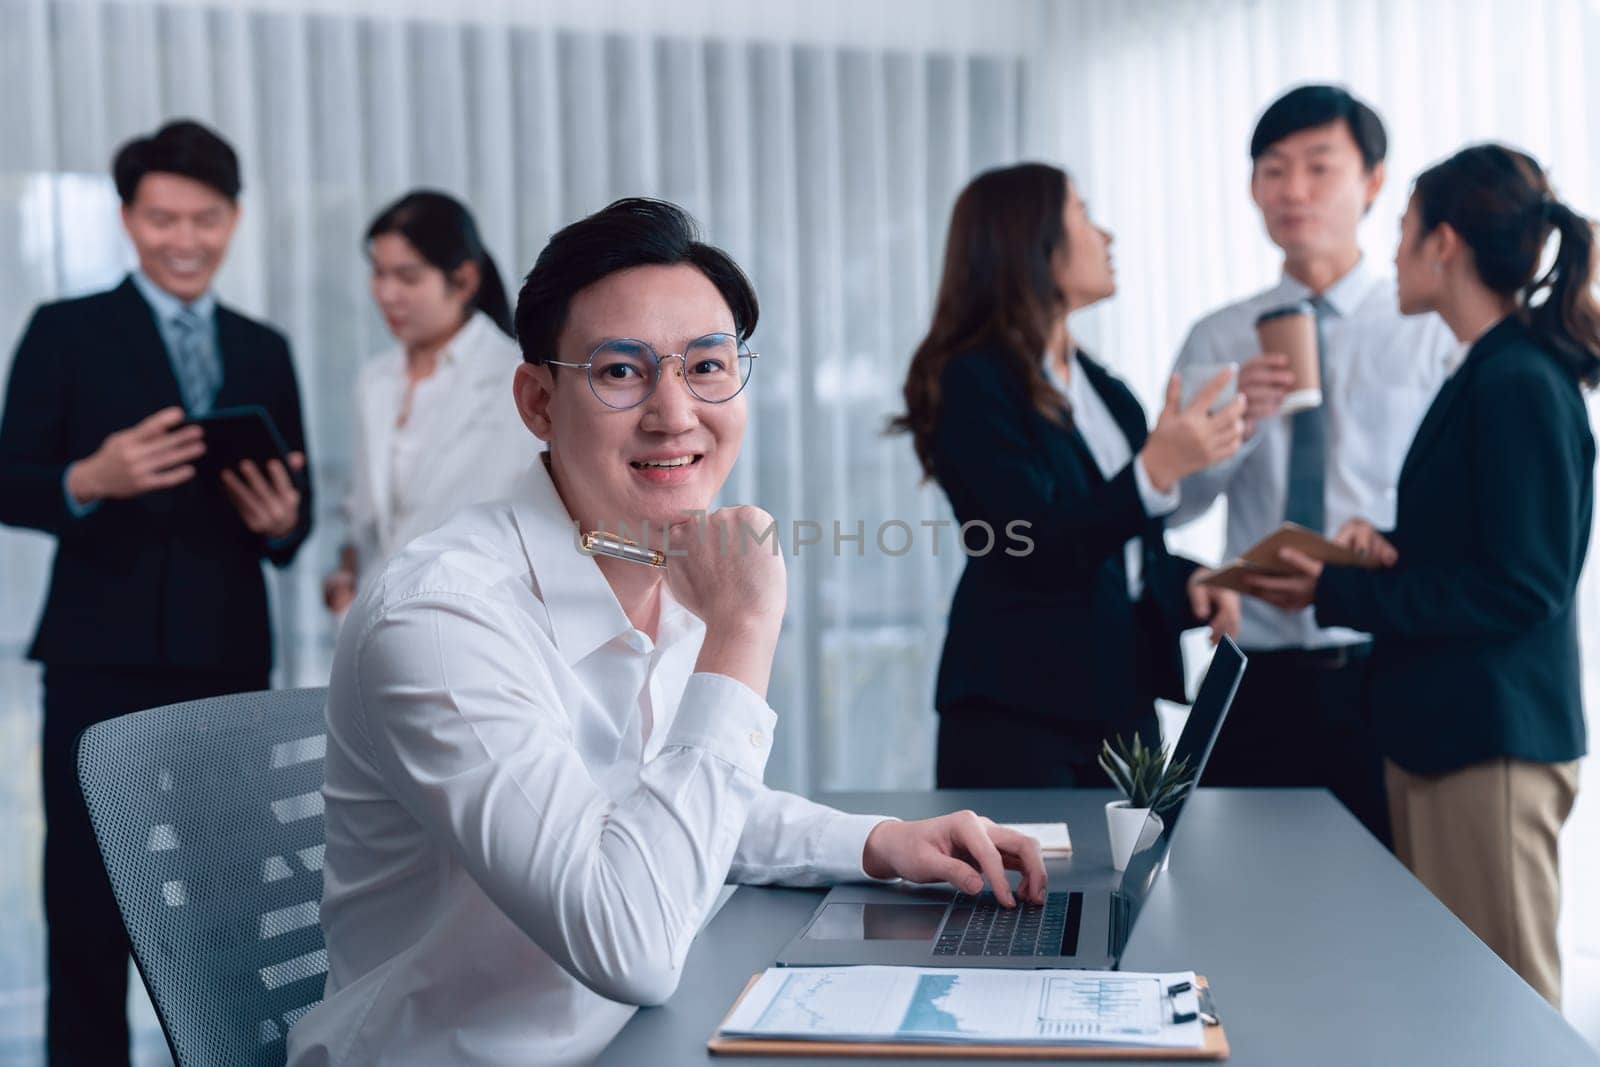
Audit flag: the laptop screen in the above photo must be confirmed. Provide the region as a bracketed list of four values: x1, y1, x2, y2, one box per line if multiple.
[1114, 637, 1246, 923]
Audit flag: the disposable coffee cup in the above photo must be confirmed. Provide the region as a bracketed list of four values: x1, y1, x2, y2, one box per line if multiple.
[1178, 362, 1239, 413]
[1255, 301, 1322, 415]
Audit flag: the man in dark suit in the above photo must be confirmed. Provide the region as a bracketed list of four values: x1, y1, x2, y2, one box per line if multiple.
[0, 119, 313, 1065]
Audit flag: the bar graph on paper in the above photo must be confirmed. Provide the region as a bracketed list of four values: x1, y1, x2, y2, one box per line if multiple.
[1037, 975, 1165, 1037]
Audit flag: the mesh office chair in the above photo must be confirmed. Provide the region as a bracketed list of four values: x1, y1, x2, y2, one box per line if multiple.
[76, 687, 331, 1066]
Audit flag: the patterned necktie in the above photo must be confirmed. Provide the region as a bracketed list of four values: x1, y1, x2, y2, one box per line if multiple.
[171, 307, 221, 415]
[1282, 297, 1329, 532]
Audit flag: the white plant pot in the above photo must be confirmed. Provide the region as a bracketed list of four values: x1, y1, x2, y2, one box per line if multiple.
[1105, 800, 1151, 872]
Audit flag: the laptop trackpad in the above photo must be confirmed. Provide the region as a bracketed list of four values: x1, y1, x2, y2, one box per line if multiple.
[801, 903, 948, 941]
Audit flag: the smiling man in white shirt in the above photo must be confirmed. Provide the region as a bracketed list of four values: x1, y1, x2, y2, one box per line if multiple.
[1167, 86, 1457, 848]
[287, 198, 1046, 1066]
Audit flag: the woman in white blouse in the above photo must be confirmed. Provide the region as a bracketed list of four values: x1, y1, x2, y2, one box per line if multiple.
[324, 190, 532, 613]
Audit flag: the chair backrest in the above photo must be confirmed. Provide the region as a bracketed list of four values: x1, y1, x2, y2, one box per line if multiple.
[76, 687, 331, 1067]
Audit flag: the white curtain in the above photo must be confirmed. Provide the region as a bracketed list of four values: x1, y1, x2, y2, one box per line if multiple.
[0, 0, 1053, 781]
[0, 0, 1047, 1058]
[1041, 0, 1600, 1043]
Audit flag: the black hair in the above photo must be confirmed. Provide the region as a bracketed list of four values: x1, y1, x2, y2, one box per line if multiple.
[1250, 85, 1387, 171]
[514, 197, 758, 365]
[366, 190, 513, 337]
[113, 119, 241, 204]
[1412, 144, 1600, 387]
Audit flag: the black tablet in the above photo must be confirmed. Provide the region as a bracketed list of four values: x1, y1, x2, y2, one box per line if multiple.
[184, 405, 296, 481]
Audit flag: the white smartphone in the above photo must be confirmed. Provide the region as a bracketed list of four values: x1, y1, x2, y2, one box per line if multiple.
[1177, 362, 1239, 413]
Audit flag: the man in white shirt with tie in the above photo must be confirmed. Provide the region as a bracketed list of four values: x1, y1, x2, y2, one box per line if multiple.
[1167, 86, 1456, 848]
[287, 198, 1047, 1067]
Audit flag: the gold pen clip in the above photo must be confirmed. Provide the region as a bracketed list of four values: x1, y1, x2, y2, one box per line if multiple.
[580, 530, 667, 569]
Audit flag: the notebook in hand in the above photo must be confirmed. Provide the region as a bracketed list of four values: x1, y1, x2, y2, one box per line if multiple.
[1197, 522, 1380, 593]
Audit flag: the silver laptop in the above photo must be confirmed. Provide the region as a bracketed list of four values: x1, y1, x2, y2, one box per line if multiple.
[776, 637, 1245, 970]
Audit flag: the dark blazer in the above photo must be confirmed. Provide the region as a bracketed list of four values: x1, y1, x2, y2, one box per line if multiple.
[930, 346, 1203, 732]
[0, 276, 313, 673]
[1316, 316, 1592, 775]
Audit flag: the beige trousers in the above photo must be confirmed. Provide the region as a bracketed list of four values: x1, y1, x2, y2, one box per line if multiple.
[1385, 757, 1580, 1007]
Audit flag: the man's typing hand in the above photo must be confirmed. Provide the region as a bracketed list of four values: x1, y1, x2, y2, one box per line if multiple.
[862, 812, 1047, 908]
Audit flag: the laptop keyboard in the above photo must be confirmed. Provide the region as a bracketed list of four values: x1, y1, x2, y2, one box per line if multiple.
[932, 891, 1083, 958]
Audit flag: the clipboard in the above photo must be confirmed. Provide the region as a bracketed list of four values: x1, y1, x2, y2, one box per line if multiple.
[1197, 521, 1380, 593]
[708, 974, 1230, 1059]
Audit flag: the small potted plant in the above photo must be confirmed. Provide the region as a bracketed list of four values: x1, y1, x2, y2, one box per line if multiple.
[1098, 734, 1195, 871]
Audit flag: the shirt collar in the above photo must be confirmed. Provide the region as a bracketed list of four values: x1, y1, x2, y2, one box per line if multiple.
[437, 312, 483, 367]
[509, 454, 692, 666]
[1277, 255, 1379, 319]
[396, 311, 499, 378]
[131, 269, 216, 325]
[1040, 348, 1086, 401]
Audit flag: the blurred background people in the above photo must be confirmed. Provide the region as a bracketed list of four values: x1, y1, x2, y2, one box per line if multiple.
[1241, 143, 1598, 1007]
[323, 191, 530, 615]
[895, 162, 1244, 789]
[1166, 86, 1458, 847]
[0, 119, 312, 1066]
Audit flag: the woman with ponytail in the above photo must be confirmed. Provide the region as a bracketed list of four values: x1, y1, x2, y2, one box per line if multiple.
[324, 190, 532, 613]
[1239, 144, 1598, 1006]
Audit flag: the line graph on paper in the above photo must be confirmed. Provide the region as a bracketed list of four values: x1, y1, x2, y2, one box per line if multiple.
[754, 972, 843, 1031]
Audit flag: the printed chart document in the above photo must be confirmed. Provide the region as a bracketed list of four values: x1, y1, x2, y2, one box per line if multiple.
[719, 966, 1205, 1048]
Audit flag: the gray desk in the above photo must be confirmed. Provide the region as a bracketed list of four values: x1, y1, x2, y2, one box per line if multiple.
[597, 789, 1599, 1066]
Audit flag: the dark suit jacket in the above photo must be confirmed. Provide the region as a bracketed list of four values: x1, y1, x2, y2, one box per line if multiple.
[0, 276, 313, 672]
[1316, 316, 1591, 774]
[930, 346, 1203, 732]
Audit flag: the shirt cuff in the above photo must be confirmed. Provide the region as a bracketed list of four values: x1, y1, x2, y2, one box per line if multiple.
[61, 468, 100, 519]
[812, 811, 900, 883]
[663, 672, 778, 779]
[1133, 455, 1180, 517]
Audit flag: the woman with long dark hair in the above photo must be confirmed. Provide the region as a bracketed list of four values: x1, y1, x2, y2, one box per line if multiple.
[324, 190, 531, 612]
[1243, 144, 1598, 1006]
[896, 163, 1246, 788]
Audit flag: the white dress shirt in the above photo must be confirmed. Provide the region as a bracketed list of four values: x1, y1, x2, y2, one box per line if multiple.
[287, 458, 887, 1067]
[1170, 257, 1457, 649]
[1043, 351, 1180, 600]
[343, 311, 533, 583]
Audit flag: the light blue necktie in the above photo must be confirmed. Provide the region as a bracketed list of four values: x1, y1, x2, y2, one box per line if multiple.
[1282, 297, 1329, 532]
[171, 307, 221, 415]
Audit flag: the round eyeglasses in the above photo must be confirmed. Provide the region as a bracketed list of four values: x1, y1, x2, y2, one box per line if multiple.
[545, 333, 758, 410]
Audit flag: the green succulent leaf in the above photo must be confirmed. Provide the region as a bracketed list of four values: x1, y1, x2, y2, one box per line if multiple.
[1099, 733, 1196, 810]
